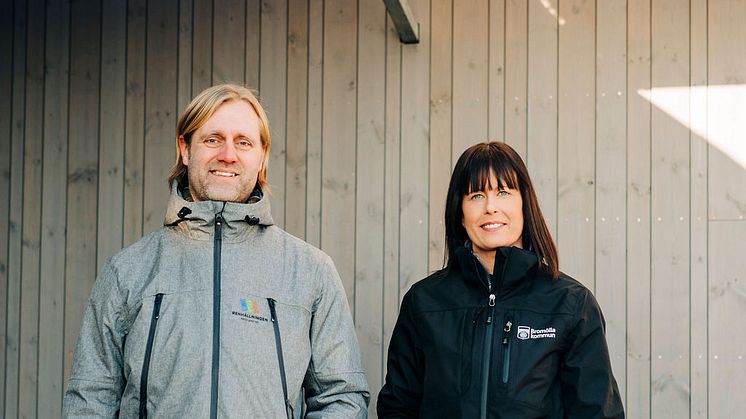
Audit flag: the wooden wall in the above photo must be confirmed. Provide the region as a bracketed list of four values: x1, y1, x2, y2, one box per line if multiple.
[2, 0, 745, 417]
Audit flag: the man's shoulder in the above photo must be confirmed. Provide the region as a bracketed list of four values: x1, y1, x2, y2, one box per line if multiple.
[263, 225, 331, 263]
[106, 227, 173, 267]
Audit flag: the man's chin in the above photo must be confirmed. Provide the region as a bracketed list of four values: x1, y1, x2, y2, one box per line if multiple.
[193, 187, 250, 203]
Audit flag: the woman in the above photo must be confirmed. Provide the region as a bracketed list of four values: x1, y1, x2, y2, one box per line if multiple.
[378, 142, 624, 418]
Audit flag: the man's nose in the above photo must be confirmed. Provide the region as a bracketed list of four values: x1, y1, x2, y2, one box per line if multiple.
[217, 141, 238, 162]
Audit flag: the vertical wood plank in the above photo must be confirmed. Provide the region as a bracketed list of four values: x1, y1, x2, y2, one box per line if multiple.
[4, 0, 26, 414]
[64, 0, 101, 383]
[305, 0, 322, 247]
[626, 0, 651, 416]
[594, 0, 627, 401]
[192, 0, 213, 93]
[19, 0, 45, 415]
[123, 0, 147, 246]
[398, 0, 429, 294]
[213, 0, 245, 84]
[708, 0, 746, 221]
[488, 0, 505, 141]
[143, 0, 178, 234]
[355, 1, 386, 412]
[5, 2, 27, 414]
[708, 221, 746, 418]
[260, 0, 287, 227]
[689, 0, 708, 416]
[97, 0, 127, 270]
[504, 0, 527, 158]
[245, 0, 261, 89]
[382, 16, 402, 373]
[285, 0, 309, 238]
[452, 0, 488, 156]
[0, 0, 15, 412]
[428, 0, 452, 272]
[557, 0, 595, 287]
[650, 0, 690, 415]
[177, 0, 193, 113]
[321, 0, 357, 306]
[527, 0, 558, 237]
[37, 0, 70, 414]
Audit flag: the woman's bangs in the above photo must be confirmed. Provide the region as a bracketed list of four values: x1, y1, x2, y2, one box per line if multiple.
[463, 151, 519, 194]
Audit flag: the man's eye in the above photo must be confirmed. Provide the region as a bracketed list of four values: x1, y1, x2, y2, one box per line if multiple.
[205, 137, 220, 144]
[237, 139, 252, 148]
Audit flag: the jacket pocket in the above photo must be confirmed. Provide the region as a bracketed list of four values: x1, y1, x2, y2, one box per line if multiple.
[139, 293, 164, 419]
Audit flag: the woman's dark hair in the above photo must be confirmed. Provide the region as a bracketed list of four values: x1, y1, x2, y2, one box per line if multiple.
[444, 141, 560, 279]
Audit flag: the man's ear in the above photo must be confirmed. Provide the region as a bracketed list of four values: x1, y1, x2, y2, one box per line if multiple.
[178, 135, 189, 166]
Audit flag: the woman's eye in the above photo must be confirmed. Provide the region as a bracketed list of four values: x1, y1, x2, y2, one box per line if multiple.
[469, 193, 484, 200]
[497, 190, 509, 197]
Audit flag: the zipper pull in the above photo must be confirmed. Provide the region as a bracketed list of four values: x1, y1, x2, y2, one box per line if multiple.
[486, 294, 496, 324]
[268, 298, 277, 322]
[502, 320, 512, 345]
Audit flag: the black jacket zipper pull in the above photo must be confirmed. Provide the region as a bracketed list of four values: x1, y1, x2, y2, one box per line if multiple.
[486, 294, 496, 324]
[502, 320, 512, 345]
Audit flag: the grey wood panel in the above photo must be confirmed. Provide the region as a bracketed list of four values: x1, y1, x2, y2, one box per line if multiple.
[192, 0, 213, 93]
[286, 0, 309, 239]
[37, 1, 70, 414]
[123, 0, 147, 247]
[19, 1, 45, 415]
[260, 0, 288, 228]
[143, 0, 178, 234]
[245, 0, 261, 89]
[177, 0, 193, 113]
[213, 0, 246, 84]
[452, 0, 488, 156]
[650, 0, 691, 415]
[0, 0, 15, 411]
[504, 0, 527, 157]
[488, 0, 505, 141]
[526, 0, 558, 238]
[321, 0, 357, 307]
[382, 16, 402, 378]
[97, 0, 127, 270]
[429, 0, 452, 272]
[708, 0, 746, 221]
[64, 0, 101, 384]
[557, 0, 595, 288]
[594, 0, 628, 400]
[625, 0, 652, 415]
[305, 0, 323, 247]
[4, 0, 25, 412]
[398, 0, 430, 296]
[355, 2, 387, 411]
[5, 2, 27, 414]
[708, 221, 746, 418]
[689, 1, 708, 417]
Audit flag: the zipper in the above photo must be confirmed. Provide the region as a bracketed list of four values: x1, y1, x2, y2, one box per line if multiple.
[501, 315, 513, 384]
[210, 213, 224, 419]
[479, 291, 496, 419]
[139, 293, 164, 419]
[268, 298, 294, 419]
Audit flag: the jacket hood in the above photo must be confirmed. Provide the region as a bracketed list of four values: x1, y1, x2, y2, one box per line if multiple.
[454, 243, 543, 295]
[163, 181, 274, 240]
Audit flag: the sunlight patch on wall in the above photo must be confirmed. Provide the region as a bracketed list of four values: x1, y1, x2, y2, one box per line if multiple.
[638, 85, 746, 169]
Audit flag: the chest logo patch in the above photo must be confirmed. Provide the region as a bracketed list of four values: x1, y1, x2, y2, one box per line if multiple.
[231, 298, 269, 324]
[516, 325, 556, 340]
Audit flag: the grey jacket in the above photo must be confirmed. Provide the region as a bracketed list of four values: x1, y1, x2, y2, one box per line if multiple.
[63, 185, 370, 418]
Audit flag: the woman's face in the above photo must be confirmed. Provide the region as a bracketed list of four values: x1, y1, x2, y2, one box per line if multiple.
[461, 173, 524, 264]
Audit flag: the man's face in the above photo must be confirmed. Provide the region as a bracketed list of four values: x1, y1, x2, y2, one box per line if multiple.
[179, 100, 265, 203]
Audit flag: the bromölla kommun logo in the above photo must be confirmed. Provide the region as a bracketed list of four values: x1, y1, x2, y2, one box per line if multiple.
[516, 325, 556, 340]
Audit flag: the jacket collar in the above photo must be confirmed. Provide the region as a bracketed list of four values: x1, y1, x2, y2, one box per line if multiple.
[163, 181, 274, 240]
[454, 242, 541, 295]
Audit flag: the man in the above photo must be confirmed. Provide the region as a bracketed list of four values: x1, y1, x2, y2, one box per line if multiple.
[63, 84, 370, 418]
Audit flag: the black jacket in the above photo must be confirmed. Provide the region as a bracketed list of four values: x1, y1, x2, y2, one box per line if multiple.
[378, 245, 624, 418]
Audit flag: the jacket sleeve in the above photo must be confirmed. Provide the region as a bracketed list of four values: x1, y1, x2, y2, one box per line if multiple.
[560, 289, 625, 419]
[303, 255, 370, 418]
[63, 262, 127, 418]
[377, 290, 424, 419]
